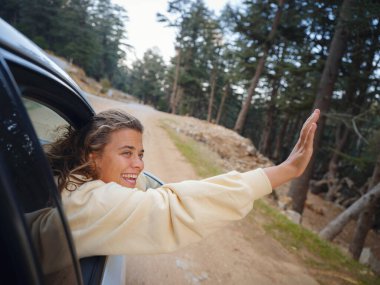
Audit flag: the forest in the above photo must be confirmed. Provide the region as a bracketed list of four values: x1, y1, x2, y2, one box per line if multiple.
[1, 0, 379, 262]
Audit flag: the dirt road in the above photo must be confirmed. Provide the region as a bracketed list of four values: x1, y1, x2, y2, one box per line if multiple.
[88, 95, 319, 285]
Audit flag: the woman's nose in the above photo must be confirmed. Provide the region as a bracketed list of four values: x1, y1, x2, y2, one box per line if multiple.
[132, 156, 144, 170]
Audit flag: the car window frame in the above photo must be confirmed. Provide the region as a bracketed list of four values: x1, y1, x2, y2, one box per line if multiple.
[0, 51, 84, 285]
[2, 48, 94, 129]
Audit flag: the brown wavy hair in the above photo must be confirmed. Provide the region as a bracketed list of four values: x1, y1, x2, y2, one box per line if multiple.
[45, 109, 144, 192]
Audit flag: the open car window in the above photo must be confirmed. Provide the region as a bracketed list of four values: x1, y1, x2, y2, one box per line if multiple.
[22, 97, 69, 144]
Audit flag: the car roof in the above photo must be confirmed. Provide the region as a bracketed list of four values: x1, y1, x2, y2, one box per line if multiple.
[0, 18, 83, 95]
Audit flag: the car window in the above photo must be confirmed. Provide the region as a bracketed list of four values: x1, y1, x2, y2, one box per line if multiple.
[22, 97, 69, 143]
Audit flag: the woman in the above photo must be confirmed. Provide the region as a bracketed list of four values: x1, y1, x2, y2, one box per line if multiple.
[46, 109, 320, 258]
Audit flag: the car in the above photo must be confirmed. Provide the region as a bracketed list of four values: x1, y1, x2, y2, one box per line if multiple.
[0, 18, 162, 285]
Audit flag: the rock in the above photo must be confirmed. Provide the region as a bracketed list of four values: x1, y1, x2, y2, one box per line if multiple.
[359, 247, 380, 276]
[278, 196, 292, 210]
[246, 145, 256, 156]
[360, 247, 371, 265]
[284, 210, 302, 224]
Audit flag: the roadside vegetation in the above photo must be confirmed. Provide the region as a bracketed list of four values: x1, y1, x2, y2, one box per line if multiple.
[252, 200, 379, 285]
[161, 119, 380, 285]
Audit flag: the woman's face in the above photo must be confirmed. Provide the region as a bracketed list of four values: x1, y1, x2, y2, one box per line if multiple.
[92, 128, 144, 188]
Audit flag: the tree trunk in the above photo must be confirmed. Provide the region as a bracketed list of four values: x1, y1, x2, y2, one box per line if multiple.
[233, 0, 284, 133]
[319, 182, 380, 241]
[349, 154, 380, 259]
[175, 87, 183, 114]
[325, 20, 375, 201]
[273, 114, 289, 161]
[328, 124, 349, 175]
[170, 48, 181, 114]
[207, 68, 217, 122]
[260, 43, 287, 156]
[288, 0, 353, 214]
[215, 83, 229, 125]
[325, 124, 349, 201]
[349, 199, 378, 260]
[260, 83, 278, 155]
[276, 114, 302, 162]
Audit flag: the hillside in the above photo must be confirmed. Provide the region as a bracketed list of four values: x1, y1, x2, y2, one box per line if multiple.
[47, 52, 137, 103]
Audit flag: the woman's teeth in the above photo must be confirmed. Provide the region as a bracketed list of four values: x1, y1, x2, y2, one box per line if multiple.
[122, 174, 138, 179]
[122, 174, 138, 185]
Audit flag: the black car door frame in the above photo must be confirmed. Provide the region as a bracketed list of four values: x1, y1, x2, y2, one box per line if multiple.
[0, 53, 82, 285]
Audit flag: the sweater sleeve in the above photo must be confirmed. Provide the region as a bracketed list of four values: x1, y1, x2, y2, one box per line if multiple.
[62, 168, 272, 258]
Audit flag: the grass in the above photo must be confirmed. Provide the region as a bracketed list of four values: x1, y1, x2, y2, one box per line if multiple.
[160, 118, 380, 285]
[252, 200, 379, 285]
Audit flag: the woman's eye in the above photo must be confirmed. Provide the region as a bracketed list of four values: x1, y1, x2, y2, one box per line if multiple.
[138, 154, 144, 159]
[122, 152, 132, 157]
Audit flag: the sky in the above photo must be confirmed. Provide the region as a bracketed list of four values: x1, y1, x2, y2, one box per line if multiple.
[112, 0, 239, 65]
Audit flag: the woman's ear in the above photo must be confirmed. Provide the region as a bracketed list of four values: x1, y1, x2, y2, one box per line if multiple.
[89, 152, 98, 172]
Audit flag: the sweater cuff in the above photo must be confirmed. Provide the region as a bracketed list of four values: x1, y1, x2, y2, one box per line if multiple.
[241, 168, 272, 199]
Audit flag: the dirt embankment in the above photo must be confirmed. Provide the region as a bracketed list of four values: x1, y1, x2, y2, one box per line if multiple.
[163, 116, 273, 172]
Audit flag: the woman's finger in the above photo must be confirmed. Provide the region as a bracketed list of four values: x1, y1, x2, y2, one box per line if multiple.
[311, 109, 320, 125]
[305, 122, 317, 151]
[300, 109, 319, 143]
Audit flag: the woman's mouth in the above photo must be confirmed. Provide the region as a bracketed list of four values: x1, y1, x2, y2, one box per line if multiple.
[121, 173, 138, 187]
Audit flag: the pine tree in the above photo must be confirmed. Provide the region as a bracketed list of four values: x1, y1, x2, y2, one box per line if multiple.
[288, 0, 354, 214]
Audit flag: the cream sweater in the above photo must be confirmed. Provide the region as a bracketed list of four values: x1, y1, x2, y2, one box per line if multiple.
[62, 168, 272, 258]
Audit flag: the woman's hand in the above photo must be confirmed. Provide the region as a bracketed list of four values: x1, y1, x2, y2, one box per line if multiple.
[264, 109, 320, 189]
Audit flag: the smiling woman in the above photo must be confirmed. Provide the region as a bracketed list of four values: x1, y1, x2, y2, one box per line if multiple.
[90, 128, 145, 188]
[45, 109, 144, 192]
[45, 107, 319, 258]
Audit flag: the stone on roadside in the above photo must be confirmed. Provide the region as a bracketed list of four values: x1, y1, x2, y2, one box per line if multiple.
[284, 210, 302, 224]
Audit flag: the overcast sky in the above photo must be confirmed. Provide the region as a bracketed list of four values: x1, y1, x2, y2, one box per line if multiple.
[112, 0, 239, 65]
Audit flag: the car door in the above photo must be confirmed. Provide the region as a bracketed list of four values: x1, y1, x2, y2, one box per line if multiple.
[0, 49, 83, 285]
